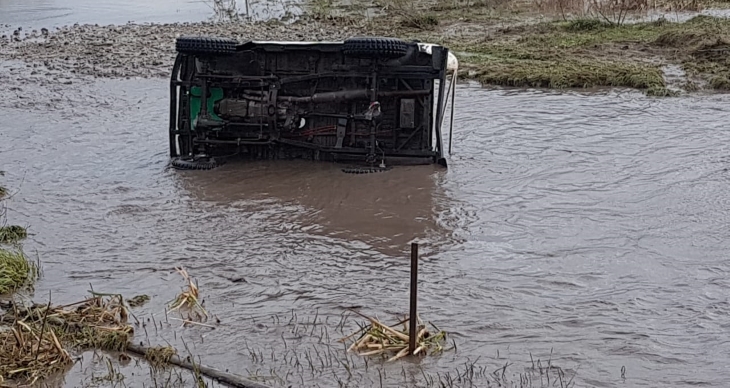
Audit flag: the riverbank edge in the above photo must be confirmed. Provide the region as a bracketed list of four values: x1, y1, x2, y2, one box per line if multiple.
[2, 7, 730, 94]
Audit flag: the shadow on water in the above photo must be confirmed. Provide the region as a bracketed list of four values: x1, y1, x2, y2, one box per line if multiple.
[174, 159, 459, 257]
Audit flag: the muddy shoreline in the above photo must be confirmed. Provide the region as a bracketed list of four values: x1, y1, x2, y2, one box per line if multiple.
[2, 6, 730, 94]
[0, 19, 368, 79]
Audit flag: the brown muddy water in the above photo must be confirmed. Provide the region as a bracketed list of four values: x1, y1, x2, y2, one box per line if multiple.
[2, 4, 730, 385]
[3, 74, 730, 387]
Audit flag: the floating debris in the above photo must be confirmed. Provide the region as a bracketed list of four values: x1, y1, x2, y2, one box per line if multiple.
[341, 313, 448, 362]
[4, 293, 134, 352]
[168, 267, 208, 321]
[144, 346, 177, 369]
[0, 293, 136, 384]
[126, 294, 150, 308]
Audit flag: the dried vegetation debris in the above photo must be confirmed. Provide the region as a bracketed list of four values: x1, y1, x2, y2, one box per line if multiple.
[7, 294, 135, 349]
[0, 318, 72, 385]
[0, 267, 227, 386]
[126, 294, 151, 307]
[167, 267, 214, 325]
[143, 345, 177, 369]
[0, 293, 134, 384]
[341, 312, 449, 362]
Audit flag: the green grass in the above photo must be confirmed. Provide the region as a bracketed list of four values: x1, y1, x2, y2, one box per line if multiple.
[0, 225, 27, 244]
[426, 15, 730, 90]
[680, 36, 730, 86]
[517, 15, 730, 49]
[708, 75, 730, 89]
[0, 248, 38, 295]
[468, 56, 664, 88]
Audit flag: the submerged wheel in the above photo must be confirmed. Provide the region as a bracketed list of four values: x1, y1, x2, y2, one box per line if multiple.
[175, 36, 238, 55]
[342, 37, 410, 59]
[341, 166, 392, 174]
[170, 156, 221, 170]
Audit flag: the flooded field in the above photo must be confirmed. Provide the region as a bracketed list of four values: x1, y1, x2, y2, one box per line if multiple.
[3, 1, 730, 387]
[0, 0, 301, 32]
[2, 74, 730, 387]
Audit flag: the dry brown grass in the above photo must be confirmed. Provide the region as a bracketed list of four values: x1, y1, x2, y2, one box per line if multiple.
[144, 346, 177, 369]
[0, 293, 136, 384]
[340, 312, 449, 362]
[13, 293, 135, 350]
[168, 267, 209, 322]
[0, 319, 72, 384]
[531, 0, 705, 23]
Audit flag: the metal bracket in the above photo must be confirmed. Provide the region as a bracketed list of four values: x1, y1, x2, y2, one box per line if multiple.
[335, 118, 347, 149]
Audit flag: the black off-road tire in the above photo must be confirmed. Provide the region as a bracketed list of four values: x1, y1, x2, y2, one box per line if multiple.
[342, 37, 410, 59]
[341, 166, 392, 174]
[170, 156, 221, 170]
[175, 36, 238, 56]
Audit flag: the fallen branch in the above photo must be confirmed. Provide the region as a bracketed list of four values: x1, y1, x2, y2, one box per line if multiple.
[126, 343, 271, 388]
[3, 304, 271, 388]
[168, 317, 217, 329]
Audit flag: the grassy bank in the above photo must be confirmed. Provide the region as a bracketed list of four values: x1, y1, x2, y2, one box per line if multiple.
[0, 179, 35, 295]
[4, 0, 730, 93]
[365, 2, 730, 92]
[0, 248, 37, 294]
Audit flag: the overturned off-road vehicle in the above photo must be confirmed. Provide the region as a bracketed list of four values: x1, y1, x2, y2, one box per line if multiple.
[169, 35, 457, 172]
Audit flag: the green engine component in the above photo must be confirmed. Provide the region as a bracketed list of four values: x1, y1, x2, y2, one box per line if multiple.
[189, 86, 224, 129]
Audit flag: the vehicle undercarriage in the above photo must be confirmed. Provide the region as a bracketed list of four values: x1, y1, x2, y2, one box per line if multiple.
[169, 36, 454, 172]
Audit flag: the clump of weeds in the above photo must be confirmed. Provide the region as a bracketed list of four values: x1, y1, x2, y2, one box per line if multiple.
[0, 248, 38, 295]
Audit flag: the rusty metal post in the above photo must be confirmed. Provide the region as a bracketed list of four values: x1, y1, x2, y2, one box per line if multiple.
[409, 242, 419, 355]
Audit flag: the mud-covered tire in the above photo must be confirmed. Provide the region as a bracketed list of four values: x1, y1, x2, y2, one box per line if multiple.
[175, 36, 238, 55]
[343, 37, 410, 59]
[341, 166, 391, 174]
[170, 157, 221, 170]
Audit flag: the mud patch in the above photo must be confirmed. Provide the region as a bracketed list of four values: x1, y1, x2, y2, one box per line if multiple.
[0, 20, 369, 80]
[0, 60, 100, 110]
[660, 63, 695, 92]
